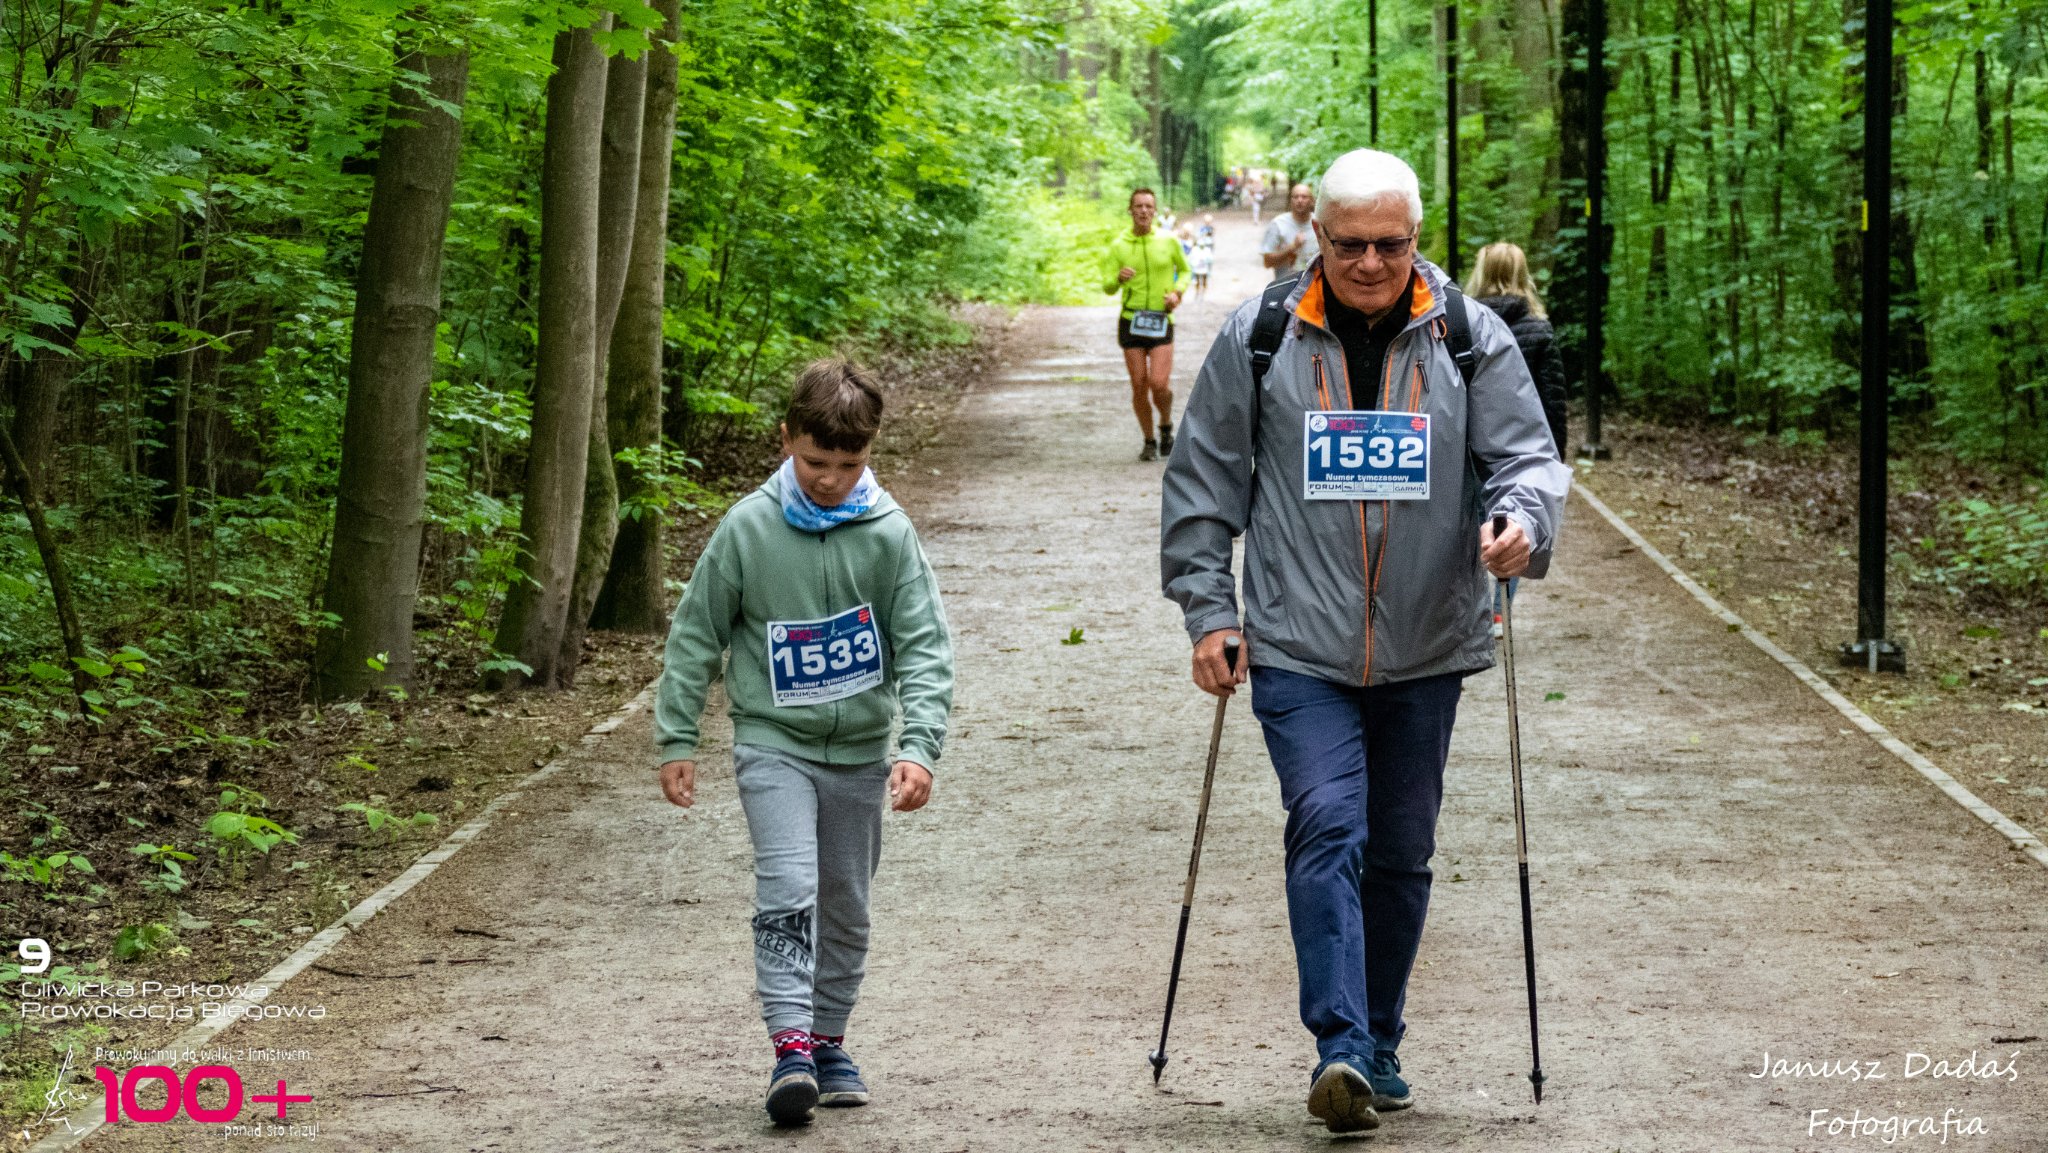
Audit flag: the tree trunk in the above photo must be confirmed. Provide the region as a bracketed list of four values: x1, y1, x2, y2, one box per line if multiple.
[592, 0, 681, 636]
[1829, 0, 1864, 398]
[313, 46, 471, 700]
[1511, 0, 1561, 252]
[1555, 0, 1592, 395]
[1885, 46, 1930, 396]
[557, 25, 649, 681]
[489, 21, 611, 690]
[0, 420, 89, 712]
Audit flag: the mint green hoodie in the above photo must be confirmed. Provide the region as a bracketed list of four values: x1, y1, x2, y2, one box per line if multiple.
[653, 472, 953, 769]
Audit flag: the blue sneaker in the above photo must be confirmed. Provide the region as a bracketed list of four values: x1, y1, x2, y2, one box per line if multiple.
[765, 1052, 817, 1126]
[1306, 1055, 1380, 1133]
[813, 1042, 869, 1107]
[1368, 1050, 1413, 1111]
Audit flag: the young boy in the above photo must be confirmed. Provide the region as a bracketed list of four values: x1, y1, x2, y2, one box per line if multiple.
[654, 358, 954, 1127]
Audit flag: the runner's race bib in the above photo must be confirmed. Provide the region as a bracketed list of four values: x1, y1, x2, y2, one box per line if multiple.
[767, 605, 884, 707]
[1302, 411, 1431, 501]
[1128, 309, 1170, 338]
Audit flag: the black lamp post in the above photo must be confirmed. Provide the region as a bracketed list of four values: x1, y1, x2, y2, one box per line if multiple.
[1841, 0, 1904, 672]
[1578, 0, 1611, 460]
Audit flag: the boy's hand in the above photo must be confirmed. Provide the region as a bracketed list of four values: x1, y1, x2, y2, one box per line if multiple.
[888, 760, 932, 812]
[659, 760, 696, 808]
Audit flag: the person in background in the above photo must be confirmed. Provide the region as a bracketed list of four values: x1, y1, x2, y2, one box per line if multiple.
[1466, 241, 1566, 460]
[1189, 239, 1214, 300]
[1261, 182, 1320, 281]
[1102, 187, 1192, 461]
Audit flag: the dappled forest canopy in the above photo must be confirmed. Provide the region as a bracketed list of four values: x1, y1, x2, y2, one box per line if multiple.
[0, 0, 2043, 740]
[0, 0, 1170, 726]
[1197, 0, 2048, 464]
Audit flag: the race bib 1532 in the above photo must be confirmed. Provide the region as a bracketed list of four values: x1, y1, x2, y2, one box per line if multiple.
[1302, 410, 1431, 501]
[766, 604, 884, 707]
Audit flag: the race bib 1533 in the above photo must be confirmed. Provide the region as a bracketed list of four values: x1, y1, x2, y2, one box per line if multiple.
[1302, 410, 1431, 501]
[766, 604, 884, 707]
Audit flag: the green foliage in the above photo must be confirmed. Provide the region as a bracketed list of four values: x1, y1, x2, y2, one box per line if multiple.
[129, 842, 197, 896]
[336, 799, 440, 844]
[1923, 496, 2048, 595]
[1193, 0, 2048, 467]
[201, 785, 299, 864]
[112, 922, 176, 962]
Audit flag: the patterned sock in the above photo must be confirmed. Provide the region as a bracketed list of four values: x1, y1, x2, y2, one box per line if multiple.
[810, 1032, 845, 1052]
[772, 1029, 813, 1061]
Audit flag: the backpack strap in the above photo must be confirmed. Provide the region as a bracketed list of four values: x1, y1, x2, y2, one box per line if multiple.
[1248, 273, 1302, 389]
[1442, 282, 1479, 388]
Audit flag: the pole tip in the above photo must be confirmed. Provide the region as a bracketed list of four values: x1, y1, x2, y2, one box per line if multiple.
[1149, 1050, 1167, 1084]
[1530, 1068, 1545, 1104]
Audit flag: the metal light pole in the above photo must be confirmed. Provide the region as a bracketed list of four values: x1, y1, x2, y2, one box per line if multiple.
[1445, 1, 1460, 281]
[1841, 0, 1904, 673]
[1578, 0, 1611, 460]
[1369, 0, 1380, 144]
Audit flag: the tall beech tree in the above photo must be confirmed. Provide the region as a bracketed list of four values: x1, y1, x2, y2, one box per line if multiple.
[489, 18, 611, 690]
[315, 45, 473, 700]
[590, 0, 681, 636]
[558, 24, 649, 680]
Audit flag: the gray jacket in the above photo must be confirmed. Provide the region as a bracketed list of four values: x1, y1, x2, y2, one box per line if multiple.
[1160, 257, 1571, 686]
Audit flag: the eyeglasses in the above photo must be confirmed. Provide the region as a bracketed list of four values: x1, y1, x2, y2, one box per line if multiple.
[1324, 233, 1417, 261]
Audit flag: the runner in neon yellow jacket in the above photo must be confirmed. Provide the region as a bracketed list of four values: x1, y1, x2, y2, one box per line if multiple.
[1103, 189, 1194, 462]
[1101, 229, 1192, 320]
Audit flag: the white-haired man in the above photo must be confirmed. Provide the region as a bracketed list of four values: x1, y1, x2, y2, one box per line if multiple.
[1160, 149, 1567, 1133]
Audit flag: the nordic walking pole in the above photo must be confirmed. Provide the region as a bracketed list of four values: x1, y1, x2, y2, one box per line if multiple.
[1149, 634, 1240, 1085]
[1493, 514, 1546, 1104]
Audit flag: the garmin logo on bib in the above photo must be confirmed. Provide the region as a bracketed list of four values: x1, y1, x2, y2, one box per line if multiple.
[1303, 410, 1431, 501]
[767, 604, 884, 707]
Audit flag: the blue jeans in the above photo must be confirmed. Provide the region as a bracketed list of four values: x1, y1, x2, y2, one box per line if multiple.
[1249, 666, 1464, 1062]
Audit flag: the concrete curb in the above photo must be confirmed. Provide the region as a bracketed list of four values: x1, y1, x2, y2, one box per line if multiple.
[26, 682, 660, 1151]
[1575, 482, 2048, 871]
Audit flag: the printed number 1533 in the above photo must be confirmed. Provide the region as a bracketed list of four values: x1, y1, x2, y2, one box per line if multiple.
[775, 633, 877, 677]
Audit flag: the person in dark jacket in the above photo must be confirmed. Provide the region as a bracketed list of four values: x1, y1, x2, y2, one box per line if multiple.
[1468, 242, 1566, 459]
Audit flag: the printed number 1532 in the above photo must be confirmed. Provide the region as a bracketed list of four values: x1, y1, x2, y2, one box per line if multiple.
[1310, 433, 1424, 470]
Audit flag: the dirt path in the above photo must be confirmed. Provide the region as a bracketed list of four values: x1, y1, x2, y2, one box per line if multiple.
[63, 213, 2048, 1152]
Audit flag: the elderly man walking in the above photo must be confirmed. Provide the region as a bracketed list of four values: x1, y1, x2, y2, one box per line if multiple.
[1160, 149, 1568, 1134]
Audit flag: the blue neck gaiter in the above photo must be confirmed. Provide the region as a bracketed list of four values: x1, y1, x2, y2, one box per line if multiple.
[778, 456, 881, 533]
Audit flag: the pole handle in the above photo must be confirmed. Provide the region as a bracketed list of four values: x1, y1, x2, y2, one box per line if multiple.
[1491, 512, 1508, 539]
[1223, 635, 1241, 674]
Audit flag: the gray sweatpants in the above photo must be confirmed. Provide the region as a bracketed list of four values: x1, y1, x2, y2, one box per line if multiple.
[733, 742, 890, 1037]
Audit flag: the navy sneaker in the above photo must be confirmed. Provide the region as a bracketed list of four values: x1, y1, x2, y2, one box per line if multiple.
[813, 1042, 870, 1107]
[1158, 422, 1175, 457]
[765, 1052, 818, 1126]
[1368, 1050, 1413, 1111]
[1306, 1054, 1380, 1134]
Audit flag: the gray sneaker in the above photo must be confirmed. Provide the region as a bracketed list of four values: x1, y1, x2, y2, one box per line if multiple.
[1138, 438, 1158, 462]
[814, 1043, 869, 1107]
[1157, 422, 1174, 457]
[1306, 1055, 1380, 1133]
[1368, 1049, 1413, 1111]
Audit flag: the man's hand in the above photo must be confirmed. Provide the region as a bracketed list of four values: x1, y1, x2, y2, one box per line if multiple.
[1117, 265, 1136, 283]
[888, 760, 933, 812]
[1192, 628, 1247, 698]
[1481, 517, 1532, 579]
[1163, 290, 1182, 311]
[659, 759, 696, 808]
